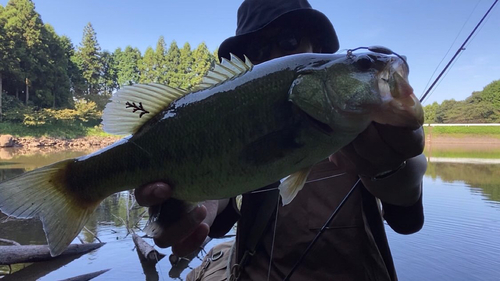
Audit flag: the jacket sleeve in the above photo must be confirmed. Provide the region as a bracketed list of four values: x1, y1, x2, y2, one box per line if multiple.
[208, 196, 241, 238]
[381, 185, 424, 234]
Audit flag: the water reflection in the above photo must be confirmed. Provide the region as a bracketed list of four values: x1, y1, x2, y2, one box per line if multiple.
[0, 146, 499, 280]
[426, 161, 500, 204]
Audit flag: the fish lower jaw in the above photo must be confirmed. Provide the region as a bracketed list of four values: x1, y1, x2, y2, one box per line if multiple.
[372, 95, 424, 129]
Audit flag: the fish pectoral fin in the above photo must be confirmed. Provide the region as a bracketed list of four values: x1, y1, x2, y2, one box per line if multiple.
[0, 159, 100, 257]
[102, 83, 188, 135]
[279, 166, 313, 205]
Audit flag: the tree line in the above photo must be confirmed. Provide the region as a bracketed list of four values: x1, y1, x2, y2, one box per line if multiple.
[0, 0, 216, 123]
[423, 79, 500, 124]
[1, 0, 499, 126]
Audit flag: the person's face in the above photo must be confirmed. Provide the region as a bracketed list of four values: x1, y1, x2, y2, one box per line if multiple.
[244, 26, 320, 64]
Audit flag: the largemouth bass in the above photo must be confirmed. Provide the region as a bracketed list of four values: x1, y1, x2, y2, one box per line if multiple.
[0, 50, 423, 256]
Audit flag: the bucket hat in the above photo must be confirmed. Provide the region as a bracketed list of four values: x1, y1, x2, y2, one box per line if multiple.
[218, 0, 339, 61]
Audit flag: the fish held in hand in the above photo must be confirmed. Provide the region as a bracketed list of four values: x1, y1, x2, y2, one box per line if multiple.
[0, 51, 424, 256]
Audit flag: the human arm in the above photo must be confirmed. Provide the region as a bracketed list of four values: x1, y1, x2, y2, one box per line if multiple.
[329, 123, 426, 233]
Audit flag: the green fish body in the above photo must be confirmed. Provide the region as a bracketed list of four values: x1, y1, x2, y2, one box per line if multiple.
[0, 52, 424, 256]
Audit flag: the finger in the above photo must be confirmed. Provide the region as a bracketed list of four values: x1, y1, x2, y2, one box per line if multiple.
[134, 182, 172, 207]
[373, 123, 425, 158]
[172, 223, 210, 257]
[351, 124, 401, 166]
[154, 205, 207, 248]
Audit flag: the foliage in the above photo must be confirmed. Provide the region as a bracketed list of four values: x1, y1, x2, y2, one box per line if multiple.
[3, 98, 100, 126]
[427, 80, 500, 124]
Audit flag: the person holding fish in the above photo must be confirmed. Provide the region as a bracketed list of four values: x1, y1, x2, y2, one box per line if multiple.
[0, 0, 426, 280]
[136, 0, 427, 280]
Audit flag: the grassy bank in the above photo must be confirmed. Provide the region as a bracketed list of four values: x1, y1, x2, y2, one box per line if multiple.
[423, 126, 500, 138]
[0, 122, 112, 139]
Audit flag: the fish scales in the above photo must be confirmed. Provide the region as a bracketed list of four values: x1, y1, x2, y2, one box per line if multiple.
[0, 52, 424, 256]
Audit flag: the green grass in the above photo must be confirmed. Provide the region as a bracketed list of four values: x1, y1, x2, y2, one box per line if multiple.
[424, 126, 500, 137]
[0, 122, 113, 139]
[424, 149, 500, 159]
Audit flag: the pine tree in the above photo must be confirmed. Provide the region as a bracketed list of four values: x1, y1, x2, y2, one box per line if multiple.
[154, 36, 168, 84]
[178, 42, 193, 89]
[165, 41, 181, 88]
[40, 24, 72, 108]
[139, 47, 155, 83]
[114, 46, 141, 86]
[99, 50, 118, 103]
[75, 22, 102, 100]
[1, 0, 46, 105]
[191, 42, 215, 87]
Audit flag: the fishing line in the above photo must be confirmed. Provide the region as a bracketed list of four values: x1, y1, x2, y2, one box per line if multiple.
[421, 0, 482, 98]
[420, 0, 499, 103]
[267, 190, 281, 281]
[248, 173, 348, 194]
[283, 178, 361, 281]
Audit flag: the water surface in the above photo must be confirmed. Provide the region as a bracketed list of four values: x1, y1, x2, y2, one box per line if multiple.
[0, 146, 499, 280]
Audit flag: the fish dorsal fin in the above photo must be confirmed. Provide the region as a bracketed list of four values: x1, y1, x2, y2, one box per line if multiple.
[195, 53, 254, 90]
[279, 166, 313, 205]
[102, 83, 187, 135]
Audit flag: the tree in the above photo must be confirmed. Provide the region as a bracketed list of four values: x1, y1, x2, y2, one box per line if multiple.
[165, 41, 181, 87]
[191, 42, 215, 87]
[75, 22, 102, 100]
[154, 36, 168, 84]
[177, 42, 193, 89]
[114, 46, 141, 86]
[1, 0, 46, 105]
[139, 47, 155, 83]
[423, 102, 439, 123]
[480, 80, 500, 110]
[39, 24, 72, 108]
[99, 50, 118, 105]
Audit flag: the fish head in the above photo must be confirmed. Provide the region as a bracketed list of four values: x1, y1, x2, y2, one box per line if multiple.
[290, 52, 424, 135]
[323, 52, 424, 130]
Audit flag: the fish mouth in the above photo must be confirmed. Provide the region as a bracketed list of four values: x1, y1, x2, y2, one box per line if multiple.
[373, 57, 424, 129]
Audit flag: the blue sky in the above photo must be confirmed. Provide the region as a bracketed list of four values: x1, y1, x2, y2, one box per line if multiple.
[1, 0, 499, 105]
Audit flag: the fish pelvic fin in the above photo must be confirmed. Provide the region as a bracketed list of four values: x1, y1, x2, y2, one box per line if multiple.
[279, 166, 313, 205]
[0, 159, 100, 256]
[102, 83, 188, 135]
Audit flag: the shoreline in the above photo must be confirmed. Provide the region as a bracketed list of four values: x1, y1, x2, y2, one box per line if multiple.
[0, 134, 499, 149]
[0, 135, 120, 150]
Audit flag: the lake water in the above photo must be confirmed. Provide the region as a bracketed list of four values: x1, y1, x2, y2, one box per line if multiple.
[0, 143, 499, 281]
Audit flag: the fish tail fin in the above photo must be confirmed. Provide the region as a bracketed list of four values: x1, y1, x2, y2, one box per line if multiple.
[0, 159, 99, 256]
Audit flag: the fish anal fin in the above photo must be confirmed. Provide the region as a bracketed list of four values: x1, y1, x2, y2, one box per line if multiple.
[279, 166, 313, 205]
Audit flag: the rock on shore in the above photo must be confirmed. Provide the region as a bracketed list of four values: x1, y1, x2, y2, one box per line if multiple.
[0, 135, 120, 149]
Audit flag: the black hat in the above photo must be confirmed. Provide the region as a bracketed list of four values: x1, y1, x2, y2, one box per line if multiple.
[218, 0, 339, 61]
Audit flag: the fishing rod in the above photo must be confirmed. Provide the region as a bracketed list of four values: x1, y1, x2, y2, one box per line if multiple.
[282, 46, 412, 281]
[420, 0, 499, 103]
[282, 1, 498, 274]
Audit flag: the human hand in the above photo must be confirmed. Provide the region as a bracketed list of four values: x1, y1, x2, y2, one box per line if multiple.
[330, 123, 424, 177]
[135, 182, 220, 256]
[329, 123, 426, 206]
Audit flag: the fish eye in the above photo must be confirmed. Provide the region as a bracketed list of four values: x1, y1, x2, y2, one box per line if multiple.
[356, 56, 373, 71]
